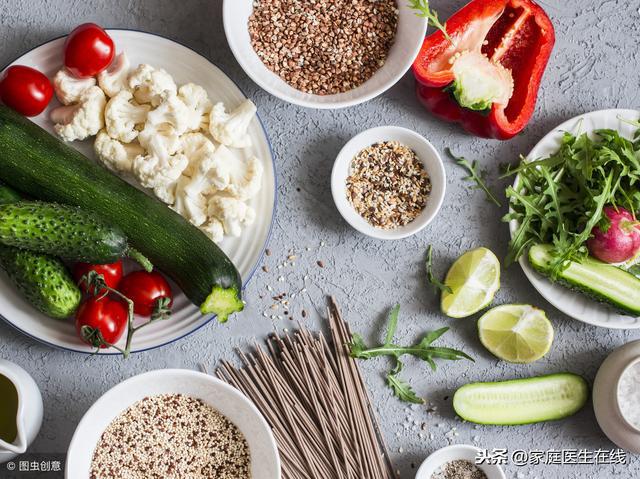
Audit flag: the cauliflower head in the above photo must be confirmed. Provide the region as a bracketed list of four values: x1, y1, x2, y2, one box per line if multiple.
[51, 86, 106, 142]
[128, 64, 177, 107]
[208, 99, 256, 148]
[104, 90, 150, 143]
[207, 195, 256, 237]
[94, 130, 144, 173]
[53, 68, 96, 105]
[98, 52, 131, 98]
[178, 83, 212, 132]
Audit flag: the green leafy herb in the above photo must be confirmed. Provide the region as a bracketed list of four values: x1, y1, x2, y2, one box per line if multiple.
[348, 305, 473, 404]
[447, 148, 503, 207]
[502, 126, 640, 274]
[426, 245, 452, 294]
[408, 0, 453, 45]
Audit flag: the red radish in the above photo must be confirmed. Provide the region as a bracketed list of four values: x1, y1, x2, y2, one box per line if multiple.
[588, 206, 640, 263]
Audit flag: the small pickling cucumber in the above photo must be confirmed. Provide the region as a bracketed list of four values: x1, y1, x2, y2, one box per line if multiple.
[0, 201, 128, 263]
[529, 243, 640, 316]
[453, 373, 588, 425]
[0, 184, 80, 318]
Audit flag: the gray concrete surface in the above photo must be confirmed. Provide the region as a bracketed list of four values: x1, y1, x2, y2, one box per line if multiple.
[1, 0, 639, 477]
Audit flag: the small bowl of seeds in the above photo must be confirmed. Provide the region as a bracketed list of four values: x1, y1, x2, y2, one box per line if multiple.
[415, 444, 506, 479]
[332, 126, 446, 240]
[223, 0, 427, 109]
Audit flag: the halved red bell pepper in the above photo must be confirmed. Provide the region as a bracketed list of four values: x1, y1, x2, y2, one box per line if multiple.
[412, 0, 555, 140]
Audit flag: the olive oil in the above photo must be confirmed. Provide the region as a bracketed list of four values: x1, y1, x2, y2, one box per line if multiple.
[0, 374, 18, 443]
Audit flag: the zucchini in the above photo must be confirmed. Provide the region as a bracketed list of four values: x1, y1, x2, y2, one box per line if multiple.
[0, 185, 81, 319]
[529, 244, 640, 316]
[0, 105, 242, 322]
[453, 373, 588, 425]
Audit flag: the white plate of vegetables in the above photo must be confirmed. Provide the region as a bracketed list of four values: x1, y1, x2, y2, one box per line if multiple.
[0, 27, 276, 353]
[507, 109, 640, 329]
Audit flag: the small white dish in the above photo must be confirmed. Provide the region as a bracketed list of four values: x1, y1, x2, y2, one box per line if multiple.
[415, 444, 506, 479]
[509, 109, 640, 329]
[331, 126, 446, 240]
[593, 339, 640, 453]
[66, 369, 280, 479]
[223, 0, 427, 109]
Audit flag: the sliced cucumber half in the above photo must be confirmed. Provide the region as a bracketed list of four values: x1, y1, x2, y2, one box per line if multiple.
[453, 373, 588, 425]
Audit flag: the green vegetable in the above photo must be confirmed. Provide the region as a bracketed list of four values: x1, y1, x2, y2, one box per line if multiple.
[0, 185, 80, 319]
[503, 126, 640, 275]
[447, 148, 502, 207]
[453, 373, 588, 425]
[426, 245, 452, 294]
[0, 105, 243, 322]
[408, 0, 452, 44]
[349, 305, 473, 404]
[529, 244, 640, 316]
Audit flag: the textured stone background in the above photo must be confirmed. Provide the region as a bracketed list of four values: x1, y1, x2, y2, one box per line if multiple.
[1, 0, 640, 477]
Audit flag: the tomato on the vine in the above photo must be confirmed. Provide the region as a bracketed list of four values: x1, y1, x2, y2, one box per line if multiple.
[73, 260, 123, 294]
[119, 270, 173, 317]
[64, 23, 115, 78]
[75, 297, 128, 348]
[0, 65, 53, 116]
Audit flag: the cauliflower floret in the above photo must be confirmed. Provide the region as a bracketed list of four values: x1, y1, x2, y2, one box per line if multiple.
[50, 86, 106, 142]
[226, 156, 263, 201]
[200, 218, 225, 243]
[94, 130, 144, 173]
[178, 83, 212, 132]
[98, 52, 131, 98]
[172, 176, 208, 227]
[180, 132, 216, 176]
[132, 153, 188, 189]
[144, 92, 191, 137]
[208, 100, 256, 148]
[53, 68, 96, 105]
[104, 90, 150, 143]
[207, 195, 256, 237]
[128, 64, 177, 107]
[153, 183, 178, 205]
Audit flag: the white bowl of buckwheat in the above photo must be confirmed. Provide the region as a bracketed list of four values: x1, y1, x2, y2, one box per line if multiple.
[66, 369, 280, 479]
[332, 126, 446, 240]
[223, 0, 428, 109]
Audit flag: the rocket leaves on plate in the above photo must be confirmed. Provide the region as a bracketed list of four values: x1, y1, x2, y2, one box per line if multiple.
[502, 125, 640, 277]
[348, 305, 473, 404]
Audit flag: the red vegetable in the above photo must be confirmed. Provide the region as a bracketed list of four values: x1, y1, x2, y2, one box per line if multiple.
[0, 65, 53, 116]
[412, 0, 555, 140]
[64, 23, 115, 78]
[73, 260, 123, 294]
[75, 296, 128, 348]
[119, 270, 173, 317]
[588, 206, 640, 264]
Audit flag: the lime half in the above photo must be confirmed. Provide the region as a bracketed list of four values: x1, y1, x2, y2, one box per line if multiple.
[478, 304, 554, 364]
[441, 247, 500, 318]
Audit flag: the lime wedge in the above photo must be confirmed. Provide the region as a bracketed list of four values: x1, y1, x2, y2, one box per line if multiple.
[441, 247, 500, 318]
[478, 304, 554, 364]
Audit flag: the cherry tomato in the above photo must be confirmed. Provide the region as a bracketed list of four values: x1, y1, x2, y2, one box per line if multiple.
[119, 271, 173, 317]
[73, 260, 124, 294]
[64, 23, 115, 78]
[75, 296, 128, 348]
[0, 65, 53, 116]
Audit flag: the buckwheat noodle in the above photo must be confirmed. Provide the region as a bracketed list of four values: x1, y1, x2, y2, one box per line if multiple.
[216, 297, 395, 479]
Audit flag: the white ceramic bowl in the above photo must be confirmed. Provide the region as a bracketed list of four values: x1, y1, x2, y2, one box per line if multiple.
[415, 444, 506, 479]
[66, 369, 280, 479]
[223, 0, 427, 109]
[331, 126, 446, 240]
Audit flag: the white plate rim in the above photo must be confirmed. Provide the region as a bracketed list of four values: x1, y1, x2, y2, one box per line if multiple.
[0, 29, 278, 353]
[508, 108, 640, 329]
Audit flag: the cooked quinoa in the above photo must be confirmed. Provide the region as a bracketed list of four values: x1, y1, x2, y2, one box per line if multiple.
[346, 141, 431, 229]
[90, 394, 250, 479]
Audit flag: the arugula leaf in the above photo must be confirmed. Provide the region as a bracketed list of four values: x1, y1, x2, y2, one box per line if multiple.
[408, 0, 453, 45]
[426, 245, 452, 294]
[387, 361, 424, 404]
[447, 148, 503, 207]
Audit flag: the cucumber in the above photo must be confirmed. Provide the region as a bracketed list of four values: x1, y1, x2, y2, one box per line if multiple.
[453, 373, 588, 425]
[0, 201, 128, 263]
[529, 244, 640, 316]
[0, 105, 242, 322]
[0, 185, 81, 319]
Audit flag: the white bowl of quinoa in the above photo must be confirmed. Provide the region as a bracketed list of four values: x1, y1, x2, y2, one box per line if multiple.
[223, 0, 427, 109]
[66, 369, 280, 479]
[332, 126, 446, 240]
